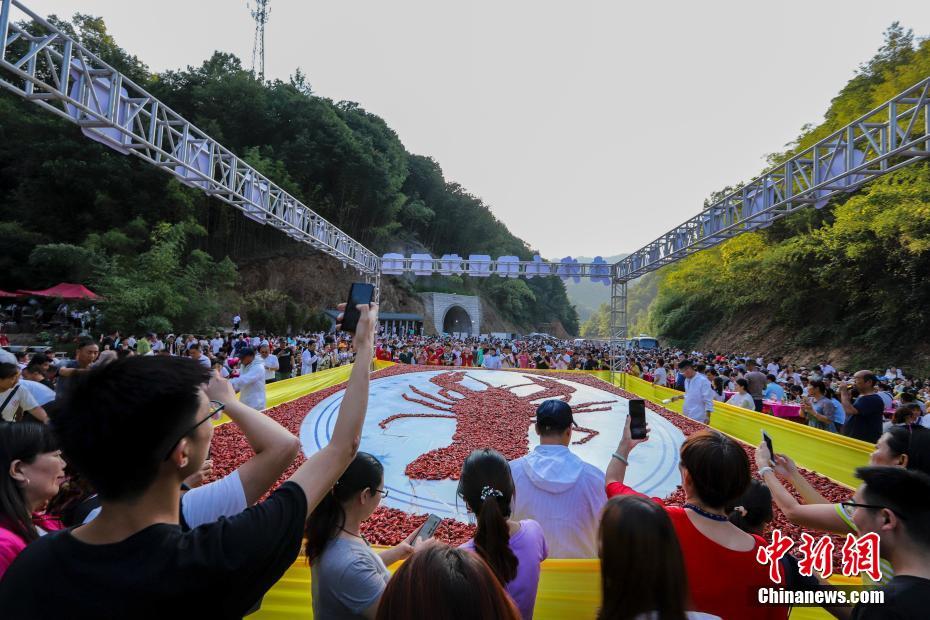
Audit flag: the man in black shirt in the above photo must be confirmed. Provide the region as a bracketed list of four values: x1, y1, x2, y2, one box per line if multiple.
[274, 342, 294, 381]
[840, 371, 885, 444]
[398, 345, 414, 364]
[0, 303, 379, 619]
[849, 467, 930, 620]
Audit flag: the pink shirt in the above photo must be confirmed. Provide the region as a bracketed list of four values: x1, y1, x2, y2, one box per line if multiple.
[0, 514, 63, 579]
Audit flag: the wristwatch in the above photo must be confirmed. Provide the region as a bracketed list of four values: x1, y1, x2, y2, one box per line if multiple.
[757, 466, 775, 477]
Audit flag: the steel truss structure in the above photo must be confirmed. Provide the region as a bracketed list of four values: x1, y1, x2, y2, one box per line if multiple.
[4, 0, 930, 360]
[607, 76, 930, 381]
[381, 255, 611, 282]
[0, 0, 381, 295]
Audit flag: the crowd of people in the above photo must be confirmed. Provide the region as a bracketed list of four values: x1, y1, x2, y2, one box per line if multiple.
[623, 350, 930, 444]
[0, 313, 928, 618]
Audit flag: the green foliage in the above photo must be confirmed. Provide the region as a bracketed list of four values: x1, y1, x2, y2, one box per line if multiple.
[28, 244, 99, 285]
[638, 24, 930, 369]
[0, 222, 47, 285]
[244, 289, 316, 335]
[0, 13, 578, 334]
[94, 220, 238, 334]
[580, 303, 610, 339]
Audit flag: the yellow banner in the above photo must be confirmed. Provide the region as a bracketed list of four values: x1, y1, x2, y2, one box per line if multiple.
[614, 374, 872, 488]
[232, 364, 858, 620]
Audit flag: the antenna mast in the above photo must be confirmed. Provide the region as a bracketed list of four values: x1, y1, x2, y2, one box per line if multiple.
[249, 0, 271, 80]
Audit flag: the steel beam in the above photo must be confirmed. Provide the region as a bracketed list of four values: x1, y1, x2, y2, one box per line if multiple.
[614, 76, 930, 282]
[0, 0, 380, 276]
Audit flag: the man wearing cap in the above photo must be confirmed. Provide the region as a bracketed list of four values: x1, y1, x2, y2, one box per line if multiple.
[508, 399, 606, 558]
[230, 347, 267, 411]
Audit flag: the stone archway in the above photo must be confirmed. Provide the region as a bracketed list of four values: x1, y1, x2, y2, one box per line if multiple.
[442, 305, 473, 336]
[419, 293, 481, 336]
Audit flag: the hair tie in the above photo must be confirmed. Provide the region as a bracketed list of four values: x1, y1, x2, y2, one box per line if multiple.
[480, 485, 504, 501]
[733, 506, 748, 517]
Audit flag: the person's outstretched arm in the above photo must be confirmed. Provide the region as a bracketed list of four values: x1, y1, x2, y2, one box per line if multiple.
[605, 415, 650, 487]
[754, 443, 849, 534]
[287, 303, 378, 517]
[206, 372, 301, 504]
[772, 452, 830, 505]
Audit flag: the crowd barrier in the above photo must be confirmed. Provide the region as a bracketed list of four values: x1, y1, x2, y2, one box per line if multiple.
[233, 362, 862, 619]
[611, 373, 873, 488]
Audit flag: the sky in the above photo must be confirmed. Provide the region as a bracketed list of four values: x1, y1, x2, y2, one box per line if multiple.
[23, 0, 930, 258]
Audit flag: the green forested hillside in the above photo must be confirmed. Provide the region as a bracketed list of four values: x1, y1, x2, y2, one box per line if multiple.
[0, 13, 577, 335]
[636, 24, 930, 369]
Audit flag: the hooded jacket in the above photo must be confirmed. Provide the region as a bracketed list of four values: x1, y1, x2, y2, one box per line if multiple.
[509, 444, 606, 559]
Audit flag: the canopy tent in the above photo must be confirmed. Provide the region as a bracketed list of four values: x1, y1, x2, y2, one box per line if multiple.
[17, 283, 102, 300]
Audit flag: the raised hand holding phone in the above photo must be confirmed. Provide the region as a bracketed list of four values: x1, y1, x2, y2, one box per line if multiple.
[339, 283, 375, 333]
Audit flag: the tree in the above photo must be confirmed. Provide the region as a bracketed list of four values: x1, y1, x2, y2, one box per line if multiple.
[94, 220, 237, 333]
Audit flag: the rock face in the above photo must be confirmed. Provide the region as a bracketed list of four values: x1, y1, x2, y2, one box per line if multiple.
[236, 251, 426, 316]
[237, 248, 568, 336]
[420, 292, 481, 336]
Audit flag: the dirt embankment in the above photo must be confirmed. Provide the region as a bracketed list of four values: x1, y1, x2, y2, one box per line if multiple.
[695, 307, 930, 372]
[237, 250, 546, 335]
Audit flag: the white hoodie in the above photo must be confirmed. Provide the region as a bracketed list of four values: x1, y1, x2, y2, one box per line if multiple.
[509, 444, 606, 559]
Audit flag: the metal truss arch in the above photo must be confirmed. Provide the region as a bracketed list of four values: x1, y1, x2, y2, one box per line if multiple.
[0, 0, 380, 279]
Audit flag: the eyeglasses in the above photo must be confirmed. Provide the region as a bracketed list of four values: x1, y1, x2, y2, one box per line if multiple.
[162, 400, 225, 461]
[840, 500, 902, 517]
[375, 488, 389, 499]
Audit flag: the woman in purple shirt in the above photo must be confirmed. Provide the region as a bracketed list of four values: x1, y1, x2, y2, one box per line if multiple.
[458, 449, 548, 620]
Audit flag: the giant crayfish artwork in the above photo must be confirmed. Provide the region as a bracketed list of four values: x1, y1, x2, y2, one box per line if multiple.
[379, 371, 615, 480]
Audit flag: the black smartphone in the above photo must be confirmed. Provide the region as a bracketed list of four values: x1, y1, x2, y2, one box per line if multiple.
[629, 399, 647, 440]
[418, 513, 442, 540]
[340, 283, 375, 333]
[762, 430, 774, 463]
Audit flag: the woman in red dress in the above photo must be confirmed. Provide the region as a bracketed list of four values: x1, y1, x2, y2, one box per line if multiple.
[605, 418, 788, 620]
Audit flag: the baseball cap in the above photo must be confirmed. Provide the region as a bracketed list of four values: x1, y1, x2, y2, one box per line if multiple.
[535, 399, 577, 431]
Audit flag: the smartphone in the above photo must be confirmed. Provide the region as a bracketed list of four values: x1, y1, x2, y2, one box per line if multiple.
[629, 399, 647, 440]
[340, 283, 375, 333]
[418, 513, 442, 540]
[762, 429, 774, 463]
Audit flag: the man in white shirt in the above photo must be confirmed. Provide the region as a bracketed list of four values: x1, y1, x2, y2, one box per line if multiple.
[230, 348, 266, 411]
[766, 360, 780, 375]
[652, 359, 668, 387]
[210, 333, 224, 355]
[301, 345, 319, 375]
[0, 363, 48, 422]
[482, 348, 502, 370]
[509, 400, 606, 558]
[500, 346, 516, 369]
[150, 335, 165, 353]
[259, 344, 278, 383]
[188, 344, 212, 370]
[668, 360, 715, 424]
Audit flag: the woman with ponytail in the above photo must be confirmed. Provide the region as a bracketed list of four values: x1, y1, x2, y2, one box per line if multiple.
[458, 448, 547, 620]
[306, 451, 428, 619]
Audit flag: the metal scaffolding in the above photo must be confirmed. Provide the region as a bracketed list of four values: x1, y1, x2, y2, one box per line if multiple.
[380, 255, 612, 282]
[4, 0, 930, 362]
[607, 76, 930, 383]
[0, 0, 380, 281]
